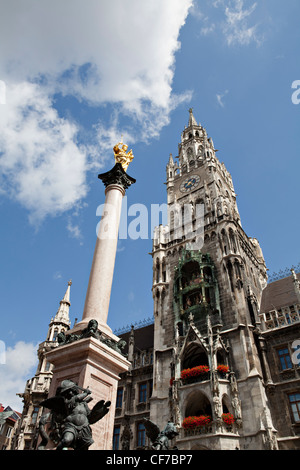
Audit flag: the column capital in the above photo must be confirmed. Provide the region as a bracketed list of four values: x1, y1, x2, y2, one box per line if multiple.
[98, 163, 136, 192]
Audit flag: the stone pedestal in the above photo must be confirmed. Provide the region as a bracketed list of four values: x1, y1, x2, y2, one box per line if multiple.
[45, 336, 130, 450]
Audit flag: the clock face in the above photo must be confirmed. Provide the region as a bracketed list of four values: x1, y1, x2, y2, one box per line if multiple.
[180, 175, 200, 193]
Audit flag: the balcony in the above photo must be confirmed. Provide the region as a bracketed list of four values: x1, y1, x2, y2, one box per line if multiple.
[259, 305, 300, 331]
[179, 421, 239, 439]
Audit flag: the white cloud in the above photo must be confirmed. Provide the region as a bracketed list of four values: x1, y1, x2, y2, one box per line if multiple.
[216, 89, 229, 107]
[201, 24, 216, 36]
[0, 0, 193, 223]
[223, 0, 261, 46]
[192, 0, 263, 47]
[67, 218, 84, 245]
[0, 341, 38, 412]
[0, 81, 88, 223]
[53, 271, 63, 280]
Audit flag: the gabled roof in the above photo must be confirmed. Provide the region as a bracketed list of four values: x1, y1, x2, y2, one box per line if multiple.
[260, 273, 300, 313]
[119, 323, 154, 354]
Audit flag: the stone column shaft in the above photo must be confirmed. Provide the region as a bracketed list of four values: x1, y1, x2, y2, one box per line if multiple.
[75, 162, 135, 338]
[80, 184, 125, 335]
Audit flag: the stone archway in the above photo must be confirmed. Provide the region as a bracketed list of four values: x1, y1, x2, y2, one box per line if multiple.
[184, 390, 212, 418]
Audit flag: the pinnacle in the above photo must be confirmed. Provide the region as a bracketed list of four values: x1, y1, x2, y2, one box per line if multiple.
[188, 107, 198, 127]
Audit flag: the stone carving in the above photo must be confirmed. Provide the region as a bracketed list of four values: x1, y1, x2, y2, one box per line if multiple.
[101, 337, 127, 356]
[142, 418, 179, 450]
[38, 379, 111, 450]
[56, 319, 127, 357]
[98, 162, 136, 191]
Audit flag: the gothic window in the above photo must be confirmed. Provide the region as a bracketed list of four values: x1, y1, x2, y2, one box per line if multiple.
[182, 164, 187, 174]
[31, 406, 39, 425]
[277, 348, 293, 370]
[155, 258, 160, 283]
[288, 393, 300, 423]
[52, 329, 59, 341]
[113, 426, 121, 450]
[162, 259, 166, 282]
[185, 391, 212, 418]
[182, 344, 209, 370]
[227, 261, 234, 292]
[221, 229, 229, 255]
[116, 388, 123, 408]
[222, 396, 231, 414]
[187, 147, 193, 158]
[139, 383, 147, 403]
[217, 350, 227, 367]
[137, 423, 146, 447]
[234, 260, 241, 278]
[229, 229, 237, 253]
[289, 393, 300, 423]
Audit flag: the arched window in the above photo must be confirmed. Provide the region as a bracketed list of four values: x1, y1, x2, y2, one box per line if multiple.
[185, 391, 212, 418]
[155, 258, 160, 283]
[229, 229, 237, 253]
[53, 329, 59, 341]
[227, 261, 234, 292]
[221, 229, 229, 255]
[182, 343, 209, 370]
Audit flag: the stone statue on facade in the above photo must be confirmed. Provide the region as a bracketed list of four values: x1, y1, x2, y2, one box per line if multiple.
[142, 418, 178, 450]
[38, 379, 111, 450]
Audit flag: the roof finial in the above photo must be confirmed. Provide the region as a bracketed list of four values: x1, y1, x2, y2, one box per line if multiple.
[188, 107, 198, 127]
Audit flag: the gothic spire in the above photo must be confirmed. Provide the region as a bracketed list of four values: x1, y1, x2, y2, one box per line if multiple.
[53, 280, 72, 326]
[188, 107, 198, 127]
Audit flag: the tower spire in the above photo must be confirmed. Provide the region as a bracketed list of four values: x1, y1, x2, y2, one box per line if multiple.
[188, 107, 198, 127]
[53, 280, 72, 325]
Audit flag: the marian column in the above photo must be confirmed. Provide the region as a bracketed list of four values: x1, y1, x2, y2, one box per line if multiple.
[77, 142, 135, 337]
[42, 142, 134, 450]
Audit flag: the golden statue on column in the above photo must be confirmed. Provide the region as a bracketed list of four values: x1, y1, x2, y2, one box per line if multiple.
[113, 140, 134, 172]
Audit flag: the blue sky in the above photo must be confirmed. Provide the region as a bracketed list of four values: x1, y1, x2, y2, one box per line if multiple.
[0, 0, 299, 411]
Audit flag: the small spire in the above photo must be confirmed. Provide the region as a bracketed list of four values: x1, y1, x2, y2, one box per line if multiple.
[53, 280, 72, 326]
[168, 153, 174, 166]
[188, 108, 198, 127]
[61, 280, 72, 305]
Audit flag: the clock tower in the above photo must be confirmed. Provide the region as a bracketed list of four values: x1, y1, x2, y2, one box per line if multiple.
[150, 109, 277, 450]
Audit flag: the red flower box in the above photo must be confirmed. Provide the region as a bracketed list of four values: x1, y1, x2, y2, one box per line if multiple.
[217, 364, 229, 374]
[181, 365, 210, 380]
[182, 415, 211, 429]
[221, 413, 235, 425]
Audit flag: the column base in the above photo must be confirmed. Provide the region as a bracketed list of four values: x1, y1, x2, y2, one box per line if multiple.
[43, 336, 130, 450]
[70, 318, 120, 342]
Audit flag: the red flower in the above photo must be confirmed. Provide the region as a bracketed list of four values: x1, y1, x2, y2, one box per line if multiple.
[170, 377, 175, 386]
[181, 365, 210, 380]
[217, 364, 229, 374]
[221, 413, 235, 425]
[182, 415, 211, 429]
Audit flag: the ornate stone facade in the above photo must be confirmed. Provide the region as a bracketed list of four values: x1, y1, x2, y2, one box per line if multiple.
[113, 109, 299, 450]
